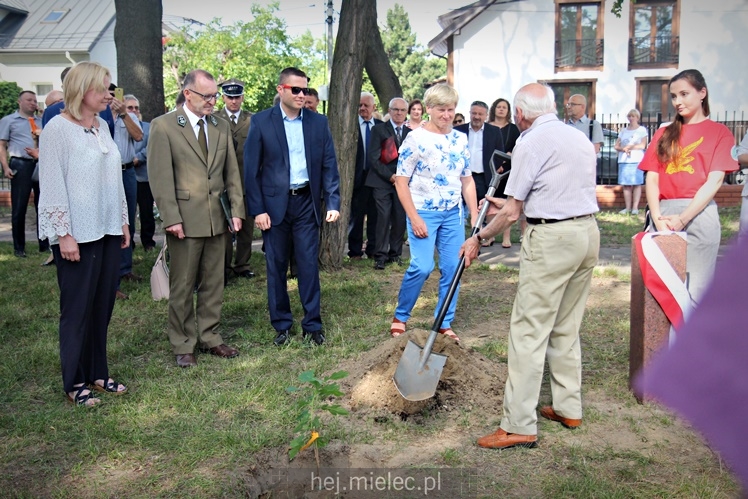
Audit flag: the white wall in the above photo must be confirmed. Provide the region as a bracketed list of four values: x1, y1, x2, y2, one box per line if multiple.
[452, 0, 748, 118]
[89, 21, 118, 84]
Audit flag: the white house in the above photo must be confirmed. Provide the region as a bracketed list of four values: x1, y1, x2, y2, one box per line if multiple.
[429, 0, 748, 122]
[0, 0, 198, 109]
[0, 0, 116, 106]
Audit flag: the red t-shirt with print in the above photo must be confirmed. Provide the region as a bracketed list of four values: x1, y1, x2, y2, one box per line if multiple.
[639, 120, 738, 199]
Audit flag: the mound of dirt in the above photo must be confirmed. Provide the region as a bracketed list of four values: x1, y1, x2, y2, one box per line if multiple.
[339, 329, 507, 419]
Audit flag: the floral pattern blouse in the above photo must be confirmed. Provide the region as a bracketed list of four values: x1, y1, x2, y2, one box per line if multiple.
[396, 127, 471, 211]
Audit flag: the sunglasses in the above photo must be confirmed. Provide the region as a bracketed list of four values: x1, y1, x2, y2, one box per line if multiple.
[126, 105, 139, 111]
[280, 84, 310, 96]
[453, 119, 464, 124]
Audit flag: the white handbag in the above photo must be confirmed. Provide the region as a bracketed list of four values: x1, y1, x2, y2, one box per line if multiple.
[150, 242, 169, 301]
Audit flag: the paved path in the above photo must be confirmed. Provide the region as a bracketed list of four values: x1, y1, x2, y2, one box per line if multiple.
[0, 211, 633, 269]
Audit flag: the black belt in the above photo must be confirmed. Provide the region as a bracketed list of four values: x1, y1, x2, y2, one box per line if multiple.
[526, 214, 593, 225]
[289, 184, 310, 196]
[10, 157, 36, 163]
[122, 162, 135, 170]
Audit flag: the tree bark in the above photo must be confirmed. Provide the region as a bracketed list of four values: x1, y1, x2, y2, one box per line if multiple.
[320, 0, 374, 269]
[114, 0, 164, 121]
[365, 25, 403, 109]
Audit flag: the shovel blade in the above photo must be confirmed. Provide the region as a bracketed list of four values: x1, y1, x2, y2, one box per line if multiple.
[393, 339, 448, 401]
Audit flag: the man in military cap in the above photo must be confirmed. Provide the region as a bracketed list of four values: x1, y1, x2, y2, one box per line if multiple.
[216, 78, 255, 281]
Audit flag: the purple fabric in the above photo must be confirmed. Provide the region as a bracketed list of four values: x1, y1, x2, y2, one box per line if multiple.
[637, 237, 748, 490]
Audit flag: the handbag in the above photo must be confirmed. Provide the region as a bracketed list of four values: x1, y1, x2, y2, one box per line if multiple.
[380, 135, 399, 164]
[150, 241, 169, 301]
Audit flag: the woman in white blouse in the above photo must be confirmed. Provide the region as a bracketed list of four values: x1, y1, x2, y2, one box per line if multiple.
[38, 62, 130, 407]
[614, 109, 648, 214]
[390, 84, 478, 343]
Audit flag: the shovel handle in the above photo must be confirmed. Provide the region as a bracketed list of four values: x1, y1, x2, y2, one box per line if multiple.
[417, 153, 511, 368]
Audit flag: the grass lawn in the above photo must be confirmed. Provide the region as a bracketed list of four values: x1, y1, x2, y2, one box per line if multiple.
[0, 208, 741, 498]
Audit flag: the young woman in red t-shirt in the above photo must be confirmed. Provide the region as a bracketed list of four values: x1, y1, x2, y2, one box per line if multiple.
[639, 69, 738, 302]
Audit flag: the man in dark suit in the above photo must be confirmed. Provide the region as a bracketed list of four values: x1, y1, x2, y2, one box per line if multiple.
[366, 97, 410, 270]
[148, 69, 246, 368]
[244, 67, 341, 346]
[347, 92, 382, 259]
[215, 78, 255, 282]
[455, 100, 506, 206]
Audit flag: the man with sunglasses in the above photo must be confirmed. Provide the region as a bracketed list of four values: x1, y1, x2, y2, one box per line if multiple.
[215, 78, 255, 283]
[148, 69, 246, 368]
[244, 67, 341, 347]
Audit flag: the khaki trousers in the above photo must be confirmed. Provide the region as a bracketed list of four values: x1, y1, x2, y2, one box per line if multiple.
[500, 216, 599, 435]
[166, 233, 226, 355]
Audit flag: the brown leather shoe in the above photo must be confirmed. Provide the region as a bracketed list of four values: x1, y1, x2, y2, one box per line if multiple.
[206, 344, 239, 358]
[176, 353, 197, 368]
[115, 290, 128, 300]
[539, 406, 582, 429]
[476, 428, 537, 449]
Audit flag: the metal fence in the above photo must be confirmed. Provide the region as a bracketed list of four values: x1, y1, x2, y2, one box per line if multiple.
[592, 111, 747, 185]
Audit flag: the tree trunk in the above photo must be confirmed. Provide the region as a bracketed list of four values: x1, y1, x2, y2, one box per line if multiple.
[365, 26, 403, 109]
[320, 0, 374, 270]
[114, 0, 164, 121]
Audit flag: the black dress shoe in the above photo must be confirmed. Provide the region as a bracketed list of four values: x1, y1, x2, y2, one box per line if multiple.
[387, 257, 404, 266]
[303, 330, 326, 346]
[14, 250, 26, 258]
[236, 270, 255, 278]
[274, 330, 291, 346]
[374, 260, 386, 270]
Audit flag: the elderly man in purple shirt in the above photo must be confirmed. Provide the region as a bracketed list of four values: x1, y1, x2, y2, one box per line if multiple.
[461, 82, 600, 450]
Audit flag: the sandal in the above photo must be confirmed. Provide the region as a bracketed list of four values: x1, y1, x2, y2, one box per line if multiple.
[501, 242, 512, 248]
[91, 378, 128, 395]
[438, 327, 461, 343]
[66, 384, 100, 407]
[390, 318, 407, 338]
[481, 239, 494, 247]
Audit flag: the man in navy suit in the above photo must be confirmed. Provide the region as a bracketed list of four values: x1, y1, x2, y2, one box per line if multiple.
[244, 67, 341, 346]
[454, 101, 505, 206]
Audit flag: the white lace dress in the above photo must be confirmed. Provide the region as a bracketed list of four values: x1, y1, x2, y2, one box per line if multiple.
[38, 115, 127, 245]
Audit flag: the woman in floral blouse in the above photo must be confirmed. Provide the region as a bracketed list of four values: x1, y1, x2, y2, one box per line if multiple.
[390, 84, 478, 343]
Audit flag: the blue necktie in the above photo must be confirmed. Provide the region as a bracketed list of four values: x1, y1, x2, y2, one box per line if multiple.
[364, 121, 372, 168]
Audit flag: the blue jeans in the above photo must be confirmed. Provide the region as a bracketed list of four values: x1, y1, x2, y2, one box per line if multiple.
[119, 167, 137, 279]
[395, 205, 464, 329]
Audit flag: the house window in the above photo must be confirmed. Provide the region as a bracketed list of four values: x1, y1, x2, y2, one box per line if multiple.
[629, 0, 680, 69]
[41, 10, 69, 23]
[555, 1, 604, 71]
[545, 80, 597, 121]
[637, 78, 675, 122]
[35, 84, 53, 96]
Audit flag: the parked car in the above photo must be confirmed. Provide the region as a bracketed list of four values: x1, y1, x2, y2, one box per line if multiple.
[597, 128, 618, 185]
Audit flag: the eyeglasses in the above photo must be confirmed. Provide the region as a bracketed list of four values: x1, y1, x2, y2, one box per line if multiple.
[453, 119, 464, 125]
[126, 105, 139, 111]
[280, 84, 310, 96]
[565, 102, 583, 108]
[188, 89, 221, 102]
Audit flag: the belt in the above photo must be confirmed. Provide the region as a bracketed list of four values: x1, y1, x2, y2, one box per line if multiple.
[289, 183, 310, 196]
[122, 162, 135, 170]
[10, 157, 36, 163]
[526, 214, 593, 225]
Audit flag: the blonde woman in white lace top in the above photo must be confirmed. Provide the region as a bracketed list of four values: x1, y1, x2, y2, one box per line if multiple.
[38, 61, 129, 407]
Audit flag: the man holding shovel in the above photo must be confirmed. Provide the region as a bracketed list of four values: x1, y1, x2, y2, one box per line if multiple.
[460, 82, 600, 449]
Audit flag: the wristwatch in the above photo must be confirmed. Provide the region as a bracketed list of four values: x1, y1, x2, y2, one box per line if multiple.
[474, 233, 488, 245]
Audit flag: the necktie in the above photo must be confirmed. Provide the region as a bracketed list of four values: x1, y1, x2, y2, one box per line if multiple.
[197, 119, 208, 160]
[396, 126, 402, 144]
[230, 114, 237, 125]
[364, 121, 372, 168]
